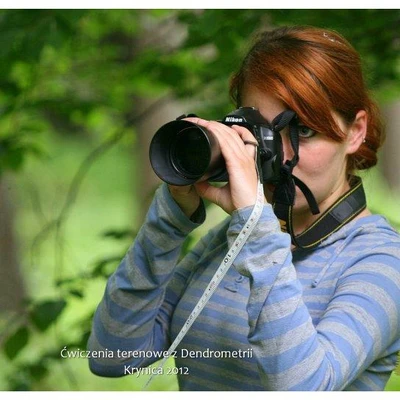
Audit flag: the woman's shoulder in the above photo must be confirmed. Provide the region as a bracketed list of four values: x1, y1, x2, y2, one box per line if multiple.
[317, 214, 400, 286]
[310, 214, 400, 273]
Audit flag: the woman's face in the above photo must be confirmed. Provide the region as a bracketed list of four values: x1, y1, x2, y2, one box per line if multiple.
[242, 88, 359, 222]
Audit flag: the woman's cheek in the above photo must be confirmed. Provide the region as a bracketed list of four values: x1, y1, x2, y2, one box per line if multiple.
[300, 141, 337, 174]
[297, 149, 326, 178]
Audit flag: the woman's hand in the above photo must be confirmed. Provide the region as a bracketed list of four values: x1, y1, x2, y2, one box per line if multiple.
[184, 117, 259, 215]
[168, 184, 201, 219]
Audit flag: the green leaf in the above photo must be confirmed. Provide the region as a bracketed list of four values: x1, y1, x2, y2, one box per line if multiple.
[4, 148, 24, 171]
[8, 369, 32, 391]
[29, 300, 67, 332]
[101, 228, 136, 240]
[68, 289, 84, 298]
[92, 255, 122, 278]
[27, 362, 48, 380]
[3, 326, 30, 360]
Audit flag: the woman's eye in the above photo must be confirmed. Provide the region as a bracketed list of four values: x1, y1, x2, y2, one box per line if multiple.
[298, 125, 316, 138]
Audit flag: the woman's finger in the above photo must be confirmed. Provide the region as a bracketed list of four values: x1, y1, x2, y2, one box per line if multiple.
[231, 125, 258, 159]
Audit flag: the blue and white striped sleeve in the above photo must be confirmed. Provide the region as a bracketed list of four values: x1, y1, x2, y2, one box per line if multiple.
[227, 204, 400, 390]
[87, 183, 205, 376]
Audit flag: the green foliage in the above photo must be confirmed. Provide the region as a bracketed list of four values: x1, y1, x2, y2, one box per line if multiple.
[1, 298, 68, 389]
[1, 9, 400, 391]
[4, 327, 30, 361]
[29, 300, 67, 332]
[1, 10, 400, 177]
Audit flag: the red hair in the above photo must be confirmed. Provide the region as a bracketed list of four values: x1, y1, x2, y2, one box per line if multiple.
[229, 26, 384, 173]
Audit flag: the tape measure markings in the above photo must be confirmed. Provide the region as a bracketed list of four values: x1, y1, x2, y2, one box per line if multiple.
[143, 181, 265, 389]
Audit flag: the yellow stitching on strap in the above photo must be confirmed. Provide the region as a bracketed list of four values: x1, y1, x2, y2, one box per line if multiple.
[298, 205, 365, 249]
[278, 218, 287, 233]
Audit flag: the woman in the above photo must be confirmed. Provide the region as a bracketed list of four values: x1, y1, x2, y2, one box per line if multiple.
[88, 26, 400, 390]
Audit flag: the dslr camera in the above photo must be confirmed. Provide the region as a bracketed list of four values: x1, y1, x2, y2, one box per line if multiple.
[149, 107, 283, 186]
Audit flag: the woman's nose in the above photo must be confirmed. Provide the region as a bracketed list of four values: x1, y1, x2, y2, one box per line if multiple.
[281, 132, 295, 163]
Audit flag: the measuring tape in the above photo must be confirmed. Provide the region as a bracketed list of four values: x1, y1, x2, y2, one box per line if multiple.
[143, 180, 265, 389]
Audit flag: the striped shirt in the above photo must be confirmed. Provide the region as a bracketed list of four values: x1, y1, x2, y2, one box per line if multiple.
[88, 183, 400, 390]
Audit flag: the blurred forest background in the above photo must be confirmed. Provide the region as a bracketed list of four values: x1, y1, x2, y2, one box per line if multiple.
[0, 9, 400, 391]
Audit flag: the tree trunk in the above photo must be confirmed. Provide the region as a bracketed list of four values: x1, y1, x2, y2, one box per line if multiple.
[381, 101, 400, 192]
[132, 13, 189, 227]
[0, 175, 25, 313]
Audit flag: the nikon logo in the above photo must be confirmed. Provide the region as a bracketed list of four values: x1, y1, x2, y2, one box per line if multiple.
[225, 117, 243, 123]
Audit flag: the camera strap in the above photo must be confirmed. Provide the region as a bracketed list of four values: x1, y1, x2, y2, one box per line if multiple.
[270, 111, 367, 250]
[277, 176, 366, 249]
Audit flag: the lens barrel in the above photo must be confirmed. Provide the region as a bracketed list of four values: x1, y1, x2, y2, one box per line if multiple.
[149, 120, 225, 186]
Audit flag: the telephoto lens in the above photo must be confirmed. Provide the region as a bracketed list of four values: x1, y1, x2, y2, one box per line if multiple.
[149, 119, 225, 186]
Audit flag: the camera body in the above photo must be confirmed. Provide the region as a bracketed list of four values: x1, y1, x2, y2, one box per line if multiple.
[149, 107, 283, 186]
[220, 107, 283, 184]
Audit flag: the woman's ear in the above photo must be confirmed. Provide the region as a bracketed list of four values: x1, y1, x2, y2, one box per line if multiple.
[346, 110, 367, 155]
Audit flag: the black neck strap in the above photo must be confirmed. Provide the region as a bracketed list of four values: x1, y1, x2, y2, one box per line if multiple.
[273, 176, 366, 249]
[269, 110, 367, 250]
